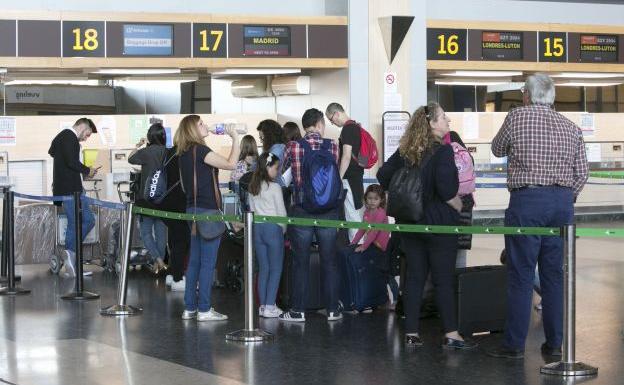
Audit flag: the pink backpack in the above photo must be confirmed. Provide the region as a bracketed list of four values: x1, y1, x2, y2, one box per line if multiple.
[444, 133, 476, 196]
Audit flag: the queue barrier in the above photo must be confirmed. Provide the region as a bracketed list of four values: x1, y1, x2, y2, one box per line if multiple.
[1, 189, 615, 377]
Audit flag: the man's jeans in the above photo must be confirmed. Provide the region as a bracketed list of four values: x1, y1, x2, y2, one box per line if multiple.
[288, 206, 339, 313]
[503, 186, 573, 350]
[63, 194, 95, 253]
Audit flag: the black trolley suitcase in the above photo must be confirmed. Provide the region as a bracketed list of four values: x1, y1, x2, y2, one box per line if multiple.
[456, 265, 507, 335]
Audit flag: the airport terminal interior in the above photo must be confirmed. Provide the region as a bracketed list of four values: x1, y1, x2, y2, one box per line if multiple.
[1, 1, 624, 384]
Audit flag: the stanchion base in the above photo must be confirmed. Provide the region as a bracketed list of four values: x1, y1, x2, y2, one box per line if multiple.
[541, 361, 598, 376]
[0, 286, 30, 296]
[226, 329, 273, 342]
[0, 275, 21, 283]
[100, 304, 142, 316]
[61, 291, 100, 301]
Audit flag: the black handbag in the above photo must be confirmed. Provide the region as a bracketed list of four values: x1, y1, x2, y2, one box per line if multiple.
[181, 146, 225, 240]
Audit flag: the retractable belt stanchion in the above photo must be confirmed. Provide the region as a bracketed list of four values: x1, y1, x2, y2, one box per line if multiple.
[541, 224, 598, 377]
[0, 189, 30, 295]
[101, 202, 142, 316]
[1, 186, 20, 285]
[226, 211, 272, 342]
[61, 192, 99, 301]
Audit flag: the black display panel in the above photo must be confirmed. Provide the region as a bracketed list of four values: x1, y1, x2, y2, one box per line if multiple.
[579, 34, 618, 63]
[243, 25, 290, 56]
[539, 31, 567, 62]
[426, 28, 467, 61]
[193, 23, 227, 58]
[62, 21, 105, 57]
[481, 31, 523, 61]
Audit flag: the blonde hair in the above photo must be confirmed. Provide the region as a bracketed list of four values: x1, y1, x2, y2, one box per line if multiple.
[399, 102, 442, 166]
[175, 115, 204, 155]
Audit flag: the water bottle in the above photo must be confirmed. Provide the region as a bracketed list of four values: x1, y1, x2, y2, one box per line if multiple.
[208, 123, 248, 135]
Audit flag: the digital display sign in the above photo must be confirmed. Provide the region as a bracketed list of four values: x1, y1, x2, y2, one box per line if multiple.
[243, 25, 290, 56]
[539, 32, 567, 62]
[192, 23, 227, 58]
[481, 31, 523, 60]
[123, 24, 173, 56]
[579, 34, 618, 63]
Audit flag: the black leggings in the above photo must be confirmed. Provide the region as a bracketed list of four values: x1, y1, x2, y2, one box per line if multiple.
[163, 218, 190, 281]
[401, 234, 458, 334]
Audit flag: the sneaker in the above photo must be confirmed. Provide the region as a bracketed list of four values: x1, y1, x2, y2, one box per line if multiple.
[327, 311, 343, 321]
[181, 310, 197, 320]
[197, 308, 228, 321]
[263, 306, 284, 318]
[405, 334, 424, 347]
[171, 277, 186, 292]
[360, 307, 373, 314]
[442, 337, 478, 350]
[279, 311, 306, 323]
[165, 275, 174, 286]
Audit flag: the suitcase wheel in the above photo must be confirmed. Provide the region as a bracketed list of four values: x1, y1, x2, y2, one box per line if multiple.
[49, 254, 63, 275]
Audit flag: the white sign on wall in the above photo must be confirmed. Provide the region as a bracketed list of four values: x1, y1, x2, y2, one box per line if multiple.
[384, 71, 397, 94]
[0, 117, 17, 146]
[383, 112, 410, 161]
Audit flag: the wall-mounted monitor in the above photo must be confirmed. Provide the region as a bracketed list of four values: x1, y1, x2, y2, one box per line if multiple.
[123, 24, 173, 56]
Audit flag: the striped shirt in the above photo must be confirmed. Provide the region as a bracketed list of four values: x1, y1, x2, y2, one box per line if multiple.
[491, 104, 589, 196]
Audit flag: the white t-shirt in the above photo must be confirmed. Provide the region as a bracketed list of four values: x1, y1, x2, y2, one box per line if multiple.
[249, 181, 287, 231]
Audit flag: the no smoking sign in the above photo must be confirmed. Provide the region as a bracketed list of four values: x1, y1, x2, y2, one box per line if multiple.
[384, 71, 397, 93]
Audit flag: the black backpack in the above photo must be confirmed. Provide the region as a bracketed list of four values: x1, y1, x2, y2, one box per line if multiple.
[386, 154, 432, 223]
[143, 154, 180, 205]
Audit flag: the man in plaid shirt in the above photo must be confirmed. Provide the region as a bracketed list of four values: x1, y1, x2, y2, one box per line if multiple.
[280, 108, 343, 323]
[488, 73, 589, 360]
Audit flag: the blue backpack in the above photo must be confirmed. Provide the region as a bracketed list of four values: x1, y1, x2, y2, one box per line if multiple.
[299, 138, 343, 213]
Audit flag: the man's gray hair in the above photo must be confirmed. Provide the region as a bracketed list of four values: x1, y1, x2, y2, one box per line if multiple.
[525, 73, 556, 105]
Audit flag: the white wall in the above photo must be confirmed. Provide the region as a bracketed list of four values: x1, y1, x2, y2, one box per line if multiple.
[3, 0, 343, 15]
[211, 69, 349, 139]
[426, 0, 624, 25]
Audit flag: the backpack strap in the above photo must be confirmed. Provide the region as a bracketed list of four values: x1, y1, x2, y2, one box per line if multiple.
[298, 138, 312, 153]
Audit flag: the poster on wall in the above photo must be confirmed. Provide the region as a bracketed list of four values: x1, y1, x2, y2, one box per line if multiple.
[97, 116, 117, 146]
[382, 111, 411, 162]
[461, 113, 480, 140]
[0, 117, 16, 146]
[585, 143, 602, 162]
[129, 116, 149, 143]
[579, 113, 595, 137]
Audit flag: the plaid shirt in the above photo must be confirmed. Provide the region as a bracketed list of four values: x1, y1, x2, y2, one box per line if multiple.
[492, 104, 589, 196]
[284, 132, 339, 204]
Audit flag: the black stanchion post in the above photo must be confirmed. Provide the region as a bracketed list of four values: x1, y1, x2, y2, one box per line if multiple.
[226, 211, 273, 342]
[101, 202, 142, 316]
[540, 224, 597, 377]
[0, 189, 30, 295]
[1, 186, 8, 280]
[61, 192, 99, 301]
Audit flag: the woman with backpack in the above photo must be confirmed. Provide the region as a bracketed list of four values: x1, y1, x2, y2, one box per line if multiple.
[128, 123, 168, 274]
[376, 102, 476, 350]
[175, 114, 240, 322]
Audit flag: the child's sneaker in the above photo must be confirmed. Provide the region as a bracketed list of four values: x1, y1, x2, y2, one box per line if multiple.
[263, 306, 283, 318]
[279, 311, 305, 322]
[197, 308, 228, 321]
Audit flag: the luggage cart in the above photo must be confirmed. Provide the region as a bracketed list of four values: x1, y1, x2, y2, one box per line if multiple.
[114, 177, 152, 273]
[49, 203, 103, 274]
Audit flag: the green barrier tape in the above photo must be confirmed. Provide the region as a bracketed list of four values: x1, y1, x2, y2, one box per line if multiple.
[134, 207, 624, 238]
[575, 227, 624, 238]
[133, 206, 241, 223]
[254, 215, 559, 236]
[590, 171, 624, 179]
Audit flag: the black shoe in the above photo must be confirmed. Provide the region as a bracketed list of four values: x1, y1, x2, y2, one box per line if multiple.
[541, 343, 562, 357]
[487, 345, 525, 359]
[442, 337, 478, 350]
[405, 334, 423, 347]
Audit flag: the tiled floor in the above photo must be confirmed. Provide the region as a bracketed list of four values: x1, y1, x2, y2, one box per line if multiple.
[0, 223, 622, 385]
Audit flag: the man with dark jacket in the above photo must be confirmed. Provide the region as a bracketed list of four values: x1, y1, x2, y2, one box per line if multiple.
[48, 118, 98, 277]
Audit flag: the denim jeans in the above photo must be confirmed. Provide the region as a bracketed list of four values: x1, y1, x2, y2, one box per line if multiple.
[503, 186, 573, 350]
[139, 215, 167, 261]
[288, 206, 339, 313]
[63, 194, 95, 253]
[184, 233, 221, 312]
[254, 223, 284, 306]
